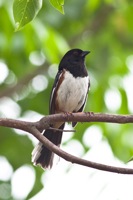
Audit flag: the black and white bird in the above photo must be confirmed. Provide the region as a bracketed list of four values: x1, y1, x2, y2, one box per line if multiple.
[32, 49, 90, 169]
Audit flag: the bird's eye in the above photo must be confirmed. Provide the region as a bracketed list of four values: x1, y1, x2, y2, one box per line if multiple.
[73, 51, 78, 56]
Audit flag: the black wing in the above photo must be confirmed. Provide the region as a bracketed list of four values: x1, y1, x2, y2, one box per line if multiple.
[49, 70, 63, 114]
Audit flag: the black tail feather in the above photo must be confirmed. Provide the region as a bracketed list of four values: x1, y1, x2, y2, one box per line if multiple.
[32, 123, 65, 169]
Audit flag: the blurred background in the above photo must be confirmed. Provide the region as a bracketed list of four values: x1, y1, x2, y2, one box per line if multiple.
[0, 0, 133, 199]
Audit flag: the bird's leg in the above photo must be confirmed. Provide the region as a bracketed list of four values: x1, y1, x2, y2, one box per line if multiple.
[85, 111, 94, 116]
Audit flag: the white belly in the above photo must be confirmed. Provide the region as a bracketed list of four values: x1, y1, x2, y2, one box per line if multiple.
[56, 71, 89, 112]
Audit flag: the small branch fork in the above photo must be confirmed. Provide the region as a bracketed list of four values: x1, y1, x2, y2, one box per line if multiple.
[0, 112, 133, 174]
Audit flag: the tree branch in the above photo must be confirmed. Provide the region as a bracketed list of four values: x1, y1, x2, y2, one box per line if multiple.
[36, 112, 133, 132]
[0, 112, 133, 174]
[30, 127, 133, 174]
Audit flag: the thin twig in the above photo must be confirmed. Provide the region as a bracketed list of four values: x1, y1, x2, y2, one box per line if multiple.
[49, 127, 76, 132]
[0, 63, 49, 98]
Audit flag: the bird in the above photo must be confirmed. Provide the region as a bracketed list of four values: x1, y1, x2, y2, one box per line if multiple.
[32, 48, 90, 169]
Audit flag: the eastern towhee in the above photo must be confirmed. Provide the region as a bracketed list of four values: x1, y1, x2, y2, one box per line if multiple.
[32, 49, 90, 169]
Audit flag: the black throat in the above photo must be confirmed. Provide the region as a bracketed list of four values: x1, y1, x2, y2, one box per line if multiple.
[59, 61, 88, 78]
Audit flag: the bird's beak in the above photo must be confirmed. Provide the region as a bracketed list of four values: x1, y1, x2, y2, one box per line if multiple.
[82, 51, 90, 57]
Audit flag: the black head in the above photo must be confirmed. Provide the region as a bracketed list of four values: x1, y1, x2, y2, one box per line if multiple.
[59, 49, 90, 77]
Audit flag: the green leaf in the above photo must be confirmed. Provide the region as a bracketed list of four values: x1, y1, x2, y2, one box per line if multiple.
[13, 0, 42, 31]
[50, 0, 64, 14]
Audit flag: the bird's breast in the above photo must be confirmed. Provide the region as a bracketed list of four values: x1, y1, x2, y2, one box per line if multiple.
[56, 70, 89, 112]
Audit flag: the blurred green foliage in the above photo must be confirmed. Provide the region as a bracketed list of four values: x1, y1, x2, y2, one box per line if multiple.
[0, 0, 133, 198]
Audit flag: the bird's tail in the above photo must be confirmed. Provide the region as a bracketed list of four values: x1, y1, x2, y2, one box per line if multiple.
[32, 123, 65, 169]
